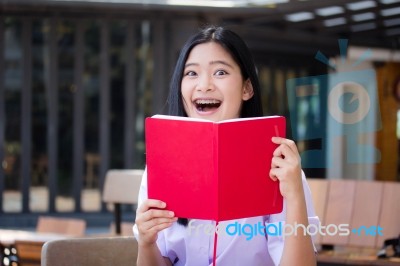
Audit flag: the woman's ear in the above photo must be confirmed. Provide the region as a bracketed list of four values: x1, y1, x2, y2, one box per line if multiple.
[242, 79, 254, 101]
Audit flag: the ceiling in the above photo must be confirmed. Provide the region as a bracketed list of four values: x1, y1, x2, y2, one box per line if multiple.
[1, 0, 400, 55]
[220, 0, 400, 55]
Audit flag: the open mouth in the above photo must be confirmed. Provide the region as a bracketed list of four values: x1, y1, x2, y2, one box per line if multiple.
[194, 99, 221, 112]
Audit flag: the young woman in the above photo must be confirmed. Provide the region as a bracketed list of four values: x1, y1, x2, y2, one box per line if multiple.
[134, 25, 318, 266]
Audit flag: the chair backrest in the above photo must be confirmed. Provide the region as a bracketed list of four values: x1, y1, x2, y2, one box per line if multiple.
[348, 180, 384, 248]
[321, 179, 356, 246]
[36, 216, 86, 237]
[14, 240, 43, 266]
[376, 181, 400, 248]
[307, 178, 329, 245]
[41, 237, 138, 266]
[102, 169, 144, 204]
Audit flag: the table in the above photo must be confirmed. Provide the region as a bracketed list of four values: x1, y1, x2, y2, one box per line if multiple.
[0, 229, 68, 245]
[0, 229, 68, 266]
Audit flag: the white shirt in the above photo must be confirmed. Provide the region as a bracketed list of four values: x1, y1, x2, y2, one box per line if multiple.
[133, 169, 319, 266]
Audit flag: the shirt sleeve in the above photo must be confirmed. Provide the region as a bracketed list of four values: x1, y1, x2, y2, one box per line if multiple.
[266, 171, 320, 265]
[132, 168, 171, 258]
[132, 167, 148, 240]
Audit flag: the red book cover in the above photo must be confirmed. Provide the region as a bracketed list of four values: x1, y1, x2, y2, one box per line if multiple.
[145, 115, 285, 221]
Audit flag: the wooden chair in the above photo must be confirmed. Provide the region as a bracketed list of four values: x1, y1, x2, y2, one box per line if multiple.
[41, 237, 138, 266]
[13, 240, 43, 266]
[306, 178, 329, 245]
[36, 216, 86, 237]
[9, 216, 86, 266]
[317, 180, 400, 265]
[376, 181, 400, 248]
[348, 180, 384, 248]
[320, 179, 357, 247]
[102, 169, 144, 235]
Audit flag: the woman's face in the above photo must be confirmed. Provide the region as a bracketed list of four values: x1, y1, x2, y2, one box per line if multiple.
[181, 42, 253, 122]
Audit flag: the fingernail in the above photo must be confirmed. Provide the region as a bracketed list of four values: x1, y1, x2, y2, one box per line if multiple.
[169, 211, 174, 217]
[161, 202, 166, 208]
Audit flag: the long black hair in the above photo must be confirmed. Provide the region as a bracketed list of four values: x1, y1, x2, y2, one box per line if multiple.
[167, 25, 263, 118]
[167, 26, 264, 226]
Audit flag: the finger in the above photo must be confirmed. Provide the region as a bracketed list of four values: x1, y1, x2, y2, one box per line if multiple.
[271, 156, 289, 169]
[137, 199, 167, 213]
[142, 217, 178, 232]
[269, 173, 278, 182]
[136, 208, 174, 226]
[273, 144, 300, 163]
[146, 220, 176, 234]
[136, 210, 176, 231]
[143, 209, 175, 222]
[269, 167, 284, 181]
[272, 137, 299, 154]
[273, 143, 295, 159]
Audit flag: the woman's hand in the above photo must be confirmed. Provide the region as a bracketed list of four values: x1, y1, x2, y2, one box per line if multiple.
[270, 137, 317, 266]
[135, 199, 178, 247]
[269, 137, 303, 202]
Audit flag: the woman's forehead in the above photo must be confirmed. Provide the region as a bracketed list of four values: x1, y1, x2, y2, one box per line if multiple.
[186, 42, 236, 65]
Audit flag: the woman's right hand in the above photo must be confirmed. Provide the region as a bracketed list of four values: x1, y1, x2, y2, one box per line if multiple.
[135, 199, 177, 247]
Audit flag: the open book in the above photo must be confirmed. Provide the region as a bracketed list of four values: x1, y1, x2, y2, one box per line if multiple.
[145, 115, 285, 221]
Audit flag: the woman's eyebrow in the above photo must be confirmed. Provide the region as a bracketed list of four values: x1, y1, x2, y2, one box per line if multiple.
[210, 60, 234, 68]
[184, 62, 198, 68]
[184, 60, 234, 69]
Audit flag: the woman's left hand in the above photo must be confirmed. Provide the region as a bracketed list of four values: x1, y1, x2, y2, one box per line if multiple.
[269, 137, 303, 201]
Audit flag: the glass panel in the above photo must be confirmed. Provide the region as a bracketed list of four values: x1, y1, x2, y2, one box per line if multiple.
[56, 20, 75, 212]
[109, 20, 126, 170]
[134, 21, 152, 169]
[82, 20, 101, 211]
[31, 19, 49, 212]
[3, 17, 22, 213]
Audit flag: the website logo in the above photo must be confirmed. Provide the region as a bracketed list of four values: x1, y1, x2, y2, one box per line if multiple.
[286, 39, 381, 168]
[187, 220, 383, 241]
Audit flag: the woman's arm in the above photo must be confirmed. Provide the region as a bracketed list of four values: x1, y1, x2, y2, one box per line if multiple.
[135, 199, 177, 266]
[137, 243, 172, 266]
[270, 137, 316, 266]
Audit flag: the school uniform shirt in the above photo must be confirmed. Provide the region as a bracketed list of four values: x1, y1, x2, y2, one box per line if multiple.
[133, 169, 319, 266]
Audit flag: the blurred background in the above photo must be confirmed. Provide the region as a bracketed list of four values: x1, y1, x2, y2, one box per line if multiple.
[0, 0, 399, 229]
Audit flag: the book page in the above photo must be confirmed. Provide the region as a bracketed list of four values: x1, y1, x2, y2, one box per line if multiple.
[151, 114, 210, 122]
[151, 114, 282, 124]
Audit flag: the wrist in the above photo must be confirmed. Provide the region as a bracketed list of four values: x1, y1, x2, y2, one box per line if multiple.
[138, 238, 158, 249]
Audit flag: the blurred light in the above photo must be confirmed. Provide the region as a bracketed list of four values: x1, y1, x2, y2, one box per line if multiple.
[11, 247, 17, 254]
[381, 7, 400, 16]
[324, 17, 347, 27]
[4, 247, 10, 256]
[351, 22, 376, 31]
[380, 0, 400, 4]
[384, 17, 400, 26]
[316, 6, 344, 16]
[167, 0, 235, 7]
[347, 1, 376, 10]
[3, 257, 10, 266]
[352, 12, 375, 21]
[52, 0, 289, 7]
[286, 12, 314, 22]
[349, 46, 400, 62]
[167, 0, 289, 7]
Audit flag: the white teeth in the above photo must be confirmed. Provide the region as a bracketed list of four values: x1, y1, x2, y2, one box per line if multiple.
[195, 99, 221, 104]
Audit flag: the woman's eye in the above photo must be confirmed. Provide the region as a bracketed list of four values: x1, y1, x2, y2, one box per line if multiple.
[215, 70, 227, 76]
[185, 71, 197, 76]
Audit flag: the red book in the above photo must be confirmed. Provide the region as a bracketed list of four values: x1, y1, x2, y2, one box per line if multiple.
[145, 115, 285, 221]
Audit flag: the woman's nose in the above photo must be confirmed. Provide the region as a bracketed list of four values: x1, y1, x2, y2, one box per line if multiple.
[196, 75, 214, 92]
